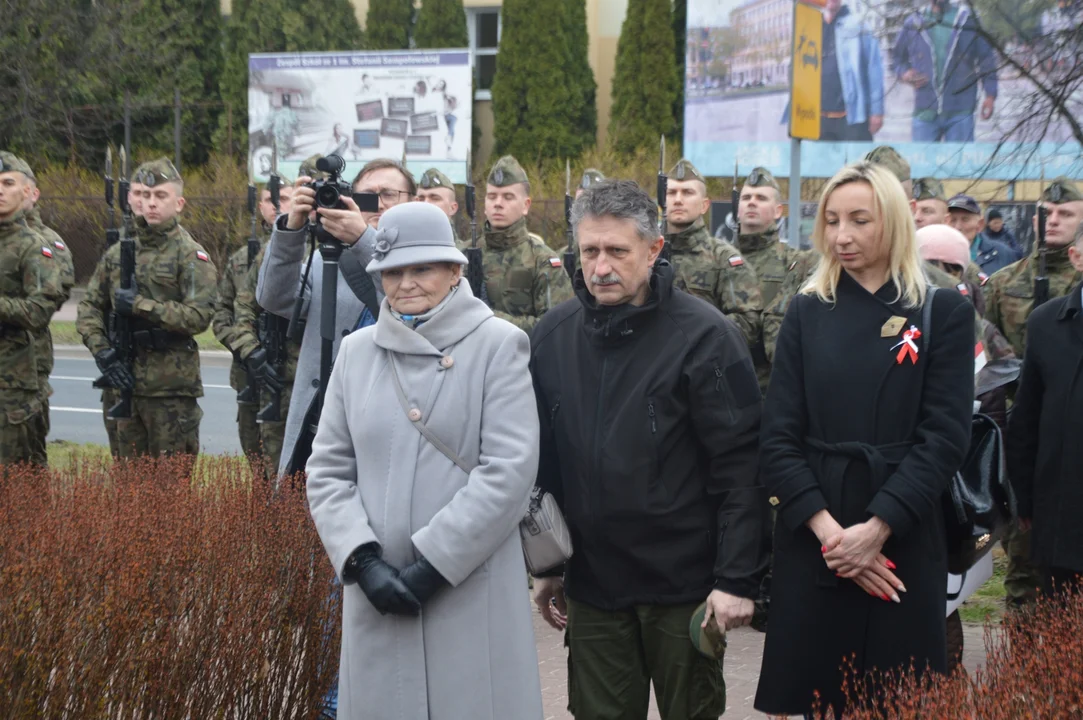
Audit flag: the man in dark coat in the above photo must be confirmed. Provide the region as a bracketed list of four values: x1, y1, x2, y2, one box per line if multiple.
[1006, 224, 1083, 595]
[530, 180, 767, 719]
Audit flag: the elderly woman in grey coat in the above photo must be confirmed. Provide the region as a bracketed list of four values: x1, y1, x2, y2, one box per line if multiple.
[306, 201, 544, 720]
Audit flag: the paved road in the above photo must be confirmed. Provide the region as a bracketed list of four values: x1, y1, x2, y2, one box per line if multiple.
[48, 346, 243, 455]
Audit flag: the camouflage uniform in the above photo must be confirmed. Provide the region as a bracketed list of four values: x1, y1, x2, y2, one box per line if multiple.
[24, 207, 75, 464]
[213, 237, 267, 459]
[735, 167, 817, 392]
[76, 160, 217, 459]
[983, 177, 1083, 608]
[233, 244, 300, 482]
[462, 156, 574, 332]
[419, 168, 460, 243]
[0, 153, 69, 465]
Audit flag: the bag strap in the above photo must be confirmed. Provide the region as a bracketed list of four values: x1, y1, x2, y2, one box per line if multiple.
[922, 286, 938, 354]
[387, 351, 477, 474]
[339, 250, 380, 321]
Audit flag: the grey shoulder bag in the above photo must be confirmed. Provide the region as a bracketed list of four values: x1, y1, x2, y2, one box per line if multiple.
[386, 352, 572, 575]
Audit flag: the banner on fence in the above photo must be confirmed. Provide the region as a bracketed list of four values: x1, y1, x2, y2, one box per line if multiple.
[248, 50, 472, 184]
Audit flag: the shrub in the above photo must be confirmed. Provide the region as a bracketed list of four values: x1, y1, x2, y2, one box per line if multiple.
[0, 456, 339, 718]
[811, 583, 1083, 719]
[413, 0, 468, 49]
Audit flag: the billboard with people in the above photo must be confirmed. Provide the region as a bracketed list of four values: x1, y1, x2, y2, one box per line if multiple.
[247, 50, 472, 184]
[684, 0, 1083, 179]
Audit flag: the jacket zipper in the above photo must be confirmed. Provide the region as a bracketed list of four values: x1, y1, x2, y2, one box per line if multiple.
[918, 9, 966, 115]
[648, 402, 657, 434]
[591, 317, 612, 529]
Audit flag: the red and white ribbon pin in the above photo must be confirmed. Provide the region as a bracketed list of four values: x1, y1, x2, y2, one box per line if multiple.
[891, 325, 922, 365]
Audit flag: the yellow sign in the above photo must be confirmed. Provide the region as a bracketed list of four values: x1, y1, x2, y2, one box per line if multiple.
[790, 1, 823, 140]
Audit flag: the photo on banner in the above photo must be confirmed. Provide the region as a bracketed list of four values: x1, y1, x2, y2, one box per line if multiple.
[247, 50, 472, 185]
[684, 0, 1083, 179]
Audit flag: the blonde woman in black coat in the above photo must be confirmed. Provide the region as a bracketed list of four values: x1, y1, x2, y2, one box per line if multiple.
[754, 163, 974, 717]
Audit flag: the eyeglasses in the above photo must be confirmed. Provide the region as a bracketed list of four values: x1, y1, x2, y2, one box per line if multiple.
[374, 188, 413, 205]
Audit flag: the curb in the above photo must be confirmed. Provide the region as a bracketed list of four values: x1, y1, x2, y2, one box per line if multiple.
[54, 344, 233, 360]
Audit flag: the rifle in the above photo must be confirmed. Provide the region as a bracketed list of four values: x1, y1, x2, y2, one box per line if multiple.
[1035, 193, 1050, 309]
[657, 135, 669, 261]
[463, 151, 489, 304]
[732, 159, 742, 239]
[100, 147, 136, 420]
[105, 148, 119, 248]
[563, 159, 576, 280]
[258, 160, 287, 424]
[238, 184, 261, 405]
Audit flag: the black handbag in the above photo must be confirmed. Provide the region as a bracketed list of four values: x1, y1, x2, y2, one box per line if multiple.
[922, 289, 1015, 575]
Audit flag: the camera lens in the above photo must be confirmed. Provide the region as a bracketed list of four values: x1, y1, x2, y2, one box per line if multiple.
[316, 154, 346, 175]
[315, 184, 341, 209]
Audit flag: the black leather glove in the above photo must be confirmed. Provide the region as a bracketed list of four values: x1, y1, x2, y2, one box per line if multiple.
[114, 276, 138, 317]
[244, 348, 283, 392]
[94, 348, 135, 391]
[343, 544, 420, 616]
[399, 555, 449, 606]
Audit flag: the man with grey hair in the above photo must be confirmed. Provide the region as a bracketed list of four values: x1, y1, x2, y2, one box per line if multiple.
[529, 179, 767, 719]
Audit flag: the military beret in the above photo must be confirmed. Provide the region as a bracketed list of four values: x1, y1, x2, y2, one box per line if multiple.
[912, 177, 946, 201]
[865, 145, 910, 183]
[1042, 176, 1082, 204]
[487, 155, 529, 187]
[667, 159, 706, 184]
[688, 601, 727, 660]
[419, 168, 455, 190]
[133, 157, 182, 187]
[947, 193, 982, 215]
[0, 151, 35, 180]
[745, 166, 780, 192]
[299, 154, 328, 181]
[580, 168, 606, 190]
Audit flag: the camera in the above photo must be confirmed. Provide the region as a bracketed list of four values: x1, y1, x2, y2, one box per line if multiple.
[307, 155, 353, 209]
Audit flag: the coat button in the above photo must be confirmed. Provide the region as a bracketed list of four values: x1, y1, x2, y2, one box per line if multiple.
[342, 329, 350, 337]
[408, 408, 422, 422]
[311, 379, 319, 388]
[440, 356, 454, 369]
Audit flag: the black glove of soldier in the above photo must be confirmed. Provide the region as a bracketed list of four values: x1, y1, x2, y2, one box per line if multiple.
[398, 555, 449, 606]
[94, 348, 135, 391]
[114, 276, 138, 317]
[244, 348, 283, 392]
[343, 544, 421, 616]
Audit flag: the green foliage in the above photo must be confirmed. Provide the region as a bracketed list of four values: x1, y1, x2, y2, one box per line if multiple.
[414, 0, 469, 48]
[966, 0, 1054, 43]
[564, 0, 599, 149]
[365, 0, 414, 50]
[216, 0, 364, 156]
[673, 0, 688, 140]
[609, 0, 680, 155]
[491, 0, 593, 163]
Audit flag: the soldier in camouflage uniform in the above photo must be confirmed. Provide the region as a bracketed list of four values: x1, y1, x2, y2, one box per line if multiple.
[733, 167, 816, 392]
[463, 156, 573, 332]
[0, 152, 70, 466]
[213, 183, 294, 462]
[77, 158, 218, 459]
[20, 167, 76, 464]
[913, 177, 951, 230]
[663, 158, 763, 348]
[231, 184, 298, 481]
[417, 168, 460, 242]
[984, 176, 1083, 609]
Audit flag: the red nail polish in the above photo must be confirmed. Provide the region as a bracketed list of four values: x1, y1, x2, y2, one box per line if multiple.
[886, 560, 897, 570]
[821, 546, 827, 554]
[881, 594, 889, 601]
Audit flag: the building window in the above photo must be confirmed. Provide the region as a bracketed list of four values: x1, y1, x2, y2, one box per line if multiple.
[468, 8, 501, 101]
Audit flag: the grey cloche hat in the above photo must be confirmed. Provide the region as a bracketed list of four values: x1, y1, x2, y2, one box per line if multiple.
[366, 201, 468, 273]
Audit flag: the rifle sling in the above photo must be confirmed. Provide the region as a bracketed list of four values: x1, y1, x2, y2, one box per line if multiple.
[338, 249, 380, 321]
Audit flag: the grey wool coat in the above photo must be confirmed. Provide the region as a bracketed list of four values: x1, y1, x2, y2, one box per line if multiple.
[306, 278, 545, 720]
[256, 219, 380, 477]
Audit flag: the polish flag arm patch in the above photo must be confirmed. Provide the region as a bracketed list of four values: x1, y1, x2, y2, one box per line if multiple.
[41, 247, 53, 258]
[728, 256, 744, 266]
[548, 257, 562, 268]
[196, 250, 210, 262]
[979, 272, 989, 286]
[54, 240, 66, 250]
[974, 342, 987, 375]
[956, 283, 970, 296]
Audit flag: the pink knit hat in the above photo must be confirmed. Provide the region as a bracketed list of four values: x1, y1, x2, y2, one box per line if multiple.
[917, 224, 970, 269]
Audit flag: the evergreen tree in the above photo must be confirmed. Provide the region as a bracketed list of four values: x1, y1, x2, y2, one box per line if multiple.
[672, 0, 687, 141]
[608, 0, 679, 155]
[365, 0, 414, 50]
[414, 0, 468, 48]
[564, 0, 598, 150]
[215, 0, 364, 156]
[491, 0, 590, 162]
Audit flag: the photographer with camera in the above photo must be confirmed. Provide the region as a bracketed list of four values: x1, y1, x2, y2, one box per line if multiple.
[256, 155, 417, 479]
